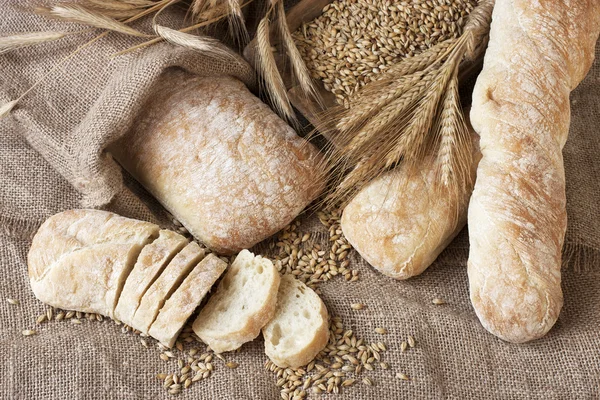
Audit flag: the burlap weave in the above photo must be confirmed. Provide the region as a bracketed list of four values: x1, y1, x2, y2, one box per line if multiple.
[1, 1, 599, 398]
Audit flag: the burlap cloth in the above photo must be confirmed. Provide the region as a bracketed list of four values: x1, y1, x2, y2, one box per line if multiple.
[1, 1, 599, 399]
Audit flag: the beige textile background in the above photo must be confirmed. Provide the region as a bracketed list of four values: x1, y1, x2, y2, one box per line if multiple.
[1, 1, 600, 399]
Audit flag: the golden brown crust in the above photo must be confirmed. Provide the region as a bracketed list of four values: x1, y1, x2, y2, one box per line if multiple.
[341, 132, 480, 280]
[468, 0, 600, 343]
[341, 161, 469, 280]
[110, 70, 324, 254]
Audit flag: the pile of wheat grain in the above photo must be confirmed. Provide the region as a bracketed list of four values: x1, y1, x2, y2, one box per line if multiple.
[293, 0, 477, 107]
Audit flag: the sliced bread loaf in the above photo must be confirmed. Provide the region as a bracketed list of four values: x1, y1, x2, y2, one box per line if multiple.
[131, 241, 205, 334]
[262, 274, 329, 368]
[192, 250, 280, 353]
[149, 254, 227, 348]
[28, 210, 159, 318]
[114, 230, 189, 326]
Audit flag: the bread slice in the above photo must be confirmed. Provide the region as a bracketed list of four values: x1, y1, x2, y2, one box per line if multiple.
[149, 254, 227, 348]
[28, 210, 159, 318]
[192, 250, 280, 353]
[131, 241, 205, 333]
[114, 230, 189, 326]
[262, 274, 329, 368]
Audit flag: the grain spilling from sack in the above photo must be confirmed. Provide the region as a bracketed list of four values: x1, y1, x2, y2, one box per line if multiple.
[293, 0, 477, 106]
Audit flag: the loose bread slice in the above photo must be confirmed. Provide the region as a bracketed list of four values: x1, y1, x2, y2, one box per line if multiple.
[114, 230, 189, 326]
[262, 274, 329, 368]
[149, 254, 227, 348]
[28, 210, 159, 318]
[131, 241, 205, 334]
[192, 250, 280, 353]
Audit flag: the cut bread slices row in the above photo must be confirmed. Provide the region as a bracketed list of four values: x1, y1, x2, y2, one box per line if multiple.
[192, 252, 329, 368]
[29, 210, 329, 365]
[28, 210, 226, 348]
[192, 249, 281, 353]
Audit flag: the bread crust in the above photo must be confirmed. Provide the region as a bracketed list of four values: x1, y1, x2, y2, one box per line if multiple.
[468, 0, 600, 343]
[341, 131, 480, 280]
[110, 70, 324, 254]
[341, 160, 469, 280]
[28, 210, 159, 318]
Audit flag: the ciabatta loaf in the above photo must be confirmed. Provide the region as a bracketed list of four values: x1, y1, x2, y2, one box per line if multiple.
[468, 0, 600, 342]
[149, 254, 227, 348]
[131, 241, 205, 334]
[193, 250, 280, 353]
[262, 274, 329, 368]
[114, 230, 188, 326]
[342, 130, 480, 280]
[109, 70, 324, 254]
[28, 210, 159, 318]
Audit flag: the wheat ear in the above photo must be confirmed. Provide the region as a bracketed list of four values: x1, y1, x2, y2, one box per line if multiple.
[256, 8, 295, 122]
[0, 32, 67, 55]
[35, 4, 151, 37]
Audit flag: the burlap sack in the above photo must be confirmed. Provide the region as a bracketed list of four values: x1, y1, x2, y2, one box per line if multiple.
[1, 1, 599, 398]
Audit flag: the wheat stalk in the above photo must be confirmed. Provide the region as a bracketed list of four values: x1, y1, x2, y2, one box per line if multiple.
[82, 0, 145, 11]
[0, 100, 19, 119]
[226, 0, 249, 45]
[154, 25, 238, 61]
[256, 9, 295, 122]
[336, 73, 428, 134]
[0, 32, 67, 55]
[119, 0, 158, 6]
[435, 76, 471, 190]
[275, 0, 322, 109]
[318, 0, 494, 208]
[36, 4, 151, 37]
[463, 0, 495, 60]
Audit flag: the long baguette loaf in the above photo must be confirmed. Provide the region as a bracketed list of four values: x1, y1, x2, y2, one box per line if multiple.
[468, 0, 600, 343]
[109, 69, 324, 255]
[342, 132, 480, 280]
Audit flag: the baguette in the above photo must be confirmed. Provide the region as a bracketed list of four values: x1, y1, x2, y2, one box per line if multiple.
[193, 250, 280, 353]
[468, 0, 600, 342]
[149, 254, 227, 348]
[28, 210, 159, 318]
[262, 274, 329, 368]
[109, 69, 324, 254]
